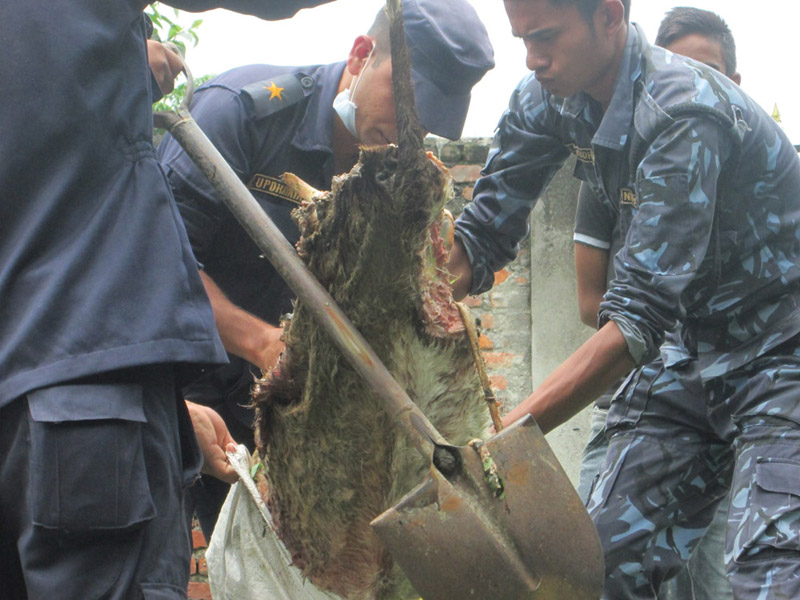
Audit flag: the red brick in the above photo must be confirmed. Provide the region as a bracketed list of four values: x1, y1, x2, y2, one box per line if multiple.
[493, 269, 510, 286]
[489, 375, 508, 390]
[190, 552, 208, 575]
[192, 529, 207, 550]
[480, 313, 495, 329]
[460, 186, 473, 201]
[482, 352, 514, 369]
[514, 276, 528, 285]
[449, 164, 482, 183]
[187, 581, 212, 600]
[478, 334, 493, 350]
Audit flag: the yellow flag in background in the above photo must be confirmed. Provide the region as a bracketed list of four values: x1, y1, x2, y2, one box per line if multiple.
[772, 103, 782, 124]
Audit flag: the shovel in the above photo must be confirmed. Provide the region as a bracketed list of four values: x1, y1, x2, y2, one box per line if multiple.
[153, 10, 603, 599]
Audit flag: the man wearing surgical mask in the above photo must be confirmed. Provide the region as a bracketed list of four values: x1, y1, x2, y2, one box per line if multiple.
[157, 0, 494, 541]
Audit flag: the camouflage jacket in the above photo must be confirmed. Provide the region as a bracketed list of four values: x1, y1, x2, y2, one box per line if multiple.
[455, 24, 800, 380]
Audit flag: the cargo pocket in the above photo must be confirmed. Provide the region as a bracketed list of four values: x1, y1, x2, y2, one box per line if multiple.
[735, 459, 800, 563]
[27, 382, 156, 531]
[606, 364, 658, 432]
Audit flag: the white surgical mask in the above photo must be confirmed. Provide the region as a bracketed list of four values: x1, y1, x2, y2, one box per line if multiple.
[333, 44, 375, 139]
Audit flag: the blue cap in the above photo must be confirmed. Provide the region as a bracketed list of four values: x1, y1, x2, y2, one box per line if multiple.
[403, 0, 494, 140]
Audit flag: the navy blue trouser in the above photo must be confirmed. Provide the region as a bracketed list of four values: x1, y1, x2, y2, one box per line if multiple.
[0, 365, 201, 599]
[588, 341, 800, 598]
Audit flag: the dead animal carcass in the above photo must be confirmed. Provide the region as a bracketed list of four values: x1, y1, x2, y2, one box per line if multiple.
[253, 154, 488, 599]
[250, 9, 491, 600]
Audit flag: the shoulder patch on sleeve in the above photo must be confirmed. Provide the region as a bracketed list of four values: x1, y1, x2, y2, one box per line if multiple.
[241, 73, 314, 120]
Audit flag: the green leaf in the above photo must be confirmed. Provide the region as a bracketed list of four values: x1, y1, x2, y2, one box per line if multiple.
[152, 73, 215, 113]
[145, 2, 203, 49]
[168, 23, 181, 41]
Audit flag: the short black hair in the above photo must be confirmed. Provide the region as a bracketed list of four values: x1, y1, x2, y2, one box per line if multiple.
[365, 8, 392, 62]
[655, 7, 736, 76]
[548, 0, 630, 24]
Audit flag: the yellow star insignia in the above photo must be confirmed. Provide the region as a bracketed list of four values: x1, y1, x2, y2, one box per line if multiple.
[264, 81, 284, 101]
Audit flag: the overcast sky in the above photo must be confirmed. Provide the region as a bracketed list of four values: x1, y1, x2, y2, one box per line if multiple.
[177, 1, 800, 141]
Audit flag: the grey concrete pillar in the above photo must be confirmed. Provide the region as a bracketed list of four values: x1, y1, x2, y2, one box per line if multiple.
[528, 158, 595, 488]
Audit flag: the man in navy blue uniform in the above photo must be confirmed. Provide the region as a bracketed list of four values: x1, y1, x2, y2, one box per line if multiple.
[0, 1, 335, 598]
[158, 0, 495, 540]
[449, 0, 800, 596]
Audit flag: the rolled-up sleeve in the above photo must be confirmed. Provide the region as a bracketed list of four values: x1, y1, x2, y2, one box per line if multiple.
[455, 77, 570, 295]
[600, 116, 730, 364]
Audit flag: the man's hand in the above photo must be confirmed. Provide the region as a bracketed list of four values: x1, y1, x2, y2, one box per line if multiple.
[186, 401, 239, 484]
[146, 39, 183, 94]
[251, 324, 286, 373]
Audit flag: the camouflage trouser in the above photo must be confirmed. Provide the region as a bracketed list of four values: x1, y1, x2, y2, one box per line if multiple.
[587, 342, 800, 598]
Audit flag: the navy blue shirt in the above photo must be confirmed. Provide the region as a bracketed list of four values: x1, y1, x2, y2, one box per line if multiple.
[158, 62, 344, 416]
[0, 0, 337, 407]
[0, 2, 221, 407]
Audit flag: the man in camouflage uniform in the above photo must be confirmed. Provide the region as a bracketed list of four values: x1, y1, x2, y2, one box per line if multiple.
[574, 8, 742, 599]
[448, 0, 800, 596]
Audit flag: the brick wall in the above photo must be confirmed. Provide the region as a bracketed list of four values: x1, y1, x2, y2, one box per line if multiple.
[188, 520, 211, 600]
[427, 136, 533, 412]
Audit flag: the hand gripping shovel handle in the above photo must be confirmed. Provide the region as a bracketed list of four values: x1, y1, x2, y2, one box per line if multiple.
[153, 107, 449, 465]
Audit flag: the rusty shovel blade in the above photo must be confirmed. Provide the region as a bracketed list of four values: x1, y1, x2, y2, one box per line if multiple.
[371, 415, 604, 600]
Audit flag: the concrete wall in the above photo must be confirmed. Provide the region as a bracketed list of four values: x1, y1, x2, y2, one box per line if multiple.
[429, 138, 594, 488]
[527, 157, 595, 487]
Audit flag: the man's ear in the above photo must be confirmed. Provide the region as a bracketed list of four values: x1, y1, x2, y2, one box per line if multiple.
[346, 35, 375, 76]
[595, 0, 625, 37]
[731, 72, 742, 86]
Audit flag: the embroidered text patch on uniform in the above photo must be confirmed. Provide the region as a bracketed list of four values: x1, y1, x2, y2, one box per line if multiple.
[566, 143, 595, 164]
[619, 187, 638, 208]
[248, 174, 304, 205]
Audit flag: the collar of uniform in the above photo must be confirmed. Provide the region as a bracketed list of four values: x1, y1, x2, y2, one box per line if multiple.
[551, 90, 593, 122]
[291, 61, 347, 155]
[590, 22, 645, 151]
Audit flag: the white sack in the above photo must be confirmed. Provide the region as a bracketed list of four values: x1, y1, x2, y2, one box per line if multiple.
[206, 445, 342, 600]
